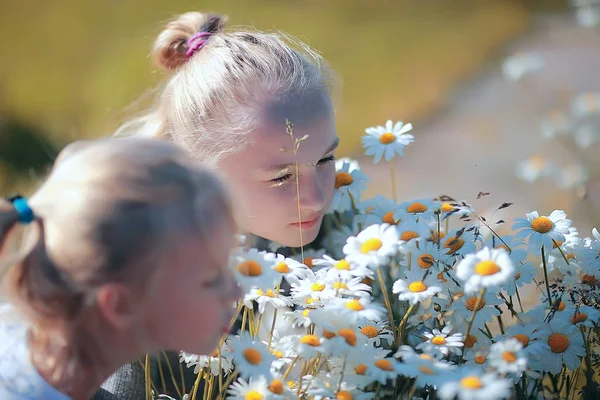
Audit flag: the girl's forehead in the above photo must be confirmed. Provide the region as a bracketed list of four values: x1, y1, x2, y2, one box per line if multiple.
[261, 89, 333, 128]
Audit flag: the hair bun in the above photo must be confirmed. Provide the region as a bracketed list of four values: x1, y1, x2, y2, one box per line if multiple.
[152, 12, 228, 72]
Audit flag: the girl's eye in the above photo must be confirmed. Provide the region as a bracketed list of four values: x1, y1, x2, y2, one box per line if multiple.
[270, 173, 293, 184]
[317, 155, 335, 166]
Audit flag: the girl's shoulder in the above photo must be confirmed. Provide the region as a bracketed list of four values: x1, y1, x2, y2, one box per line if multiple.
[0, 304, 71, 400]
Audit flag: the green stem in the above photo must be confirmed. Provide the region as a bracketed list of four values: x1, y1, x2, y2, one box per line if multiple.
[541, 246, 553, 308]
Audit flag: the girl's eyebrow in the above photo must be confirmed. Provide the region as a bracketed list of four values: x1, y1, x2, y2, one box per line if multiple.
[262, 137, 340, 173]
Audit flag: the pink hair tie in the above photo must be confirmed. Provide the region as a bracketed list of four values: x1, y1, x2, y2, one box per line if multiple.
[186, 32, 212, 59]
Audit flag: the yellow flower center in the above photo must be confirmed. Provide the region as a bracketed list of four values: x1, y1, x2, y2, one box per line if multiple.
[474, 260, 501, 276]
[243, 348, 262, 365]
[354, 364, 367, 375]
[300, 335, 320, 347]
[431, 336, 446, 345]
[379, 132, 396, 144]
[419, 366, 433, 375]
[437, 271, 447, 282]
[374, 359, 394, 371]
[441, 202, 454, 212]
[237, 260, 262, 277]
[346, 299, 364, 311]
[558, 301, 566, 311]
[268, 380, 284, 394]
[339, 329, 357, 346]
[512, 334, 530, 347]
[401, 231, 419, 241]
[475, 354, 487, 364]
[548, 333, 569, 353]
[272, 350, 283, 358]
[245, 391, 263, 400]
[407, 202, 428, 213]
[360, 238, 383, 253]
[322, 330, 336, 339]
[408, 281, 427, 293]
[465, 334, 477, 349]
[334, 282, 348, 290]
[337, 391, 353, 400]
[304, 257, 314, 268]
[444, 236, 465, 255]
[502, 351, 517, 363]
[465, 296, 486, 312]
[335, 172, 354, 189]
[418, 254, 434, 269]
[335, 259, 350, 270]
[582, 274, 597, 284]
[531, 216, 553, 233]
[570, 312, 588, 324]
[275, 262, 290, 273]
[256, 289, 275, 297]
[311, 283, 326, 292]
[419, 354, 433, 360]
[383, 211, 398, 224]
[430, 231, 446, 244]
[287, 380, 297, 389]
[460, 376, 483, 389]
[360, 325, 379, 338]
[306, 297, 317, 305]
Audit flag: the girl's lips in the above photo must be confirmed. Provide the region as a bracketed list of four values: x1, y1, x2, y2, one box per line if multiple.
[290, 215, 322, 229]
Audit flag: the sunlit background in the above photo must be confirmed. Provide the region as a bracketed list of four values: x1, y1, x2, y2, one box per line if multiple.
[1, 0, 599, 234]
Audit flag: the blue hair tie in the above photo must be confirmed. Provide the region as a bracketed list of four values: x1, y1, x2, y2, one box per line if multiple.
[9, 196, 35, 224]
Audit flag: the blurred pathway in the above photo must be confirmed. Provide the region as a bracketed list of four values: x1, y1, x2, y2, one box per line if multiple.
[358, 13, 600, 236]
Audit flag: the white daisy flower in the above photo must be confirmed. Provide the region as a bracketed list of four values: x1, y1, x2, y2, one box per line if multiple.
[294, 334, 325, 360]
[358, 195, 399, 228]
[363, 356, 401, 385]
[450, 290, 503, 329]
[314, 255, 374, 281]
[463, 348, 491, 372]
[272, 254, 310, 286]
[227, 376, 272, 400]
[310, 297, 386, 330]
[244, 287, 294, 315]
[570, 91, 600, 118]
[357, 319, 394, 347]
[574, 228, 600, 276]
[394, 198, 437, 223]
[231, 248, 280, 292]
[502, 323, 550, 360]
[439, 227, 481, 260]
[402, 239, 445, 273]
[488, 338, 528, 376]
[530, 319, 586, 374]
[396, 217, 435, 251]
[515, 155, 557, 183]
[417, 325, 464, 358]
[392, 269, 442, 305]
[322, 276, 372, 299]
[438, 369, 512, 400]
[228, 332, 277, 378]
[554, 304, 600, 329]
[319, 327, 367, 357]
[512, 210, 572, 251]
[306, 371, 374, 400]
[362, 119, 414, 163]
[180, 340, 234, 375]
[343, 223, 399, 269]
[501, 52, 544, 82]
[328, 160, 369, 214]
[455, 247, 515, 293]
[395, 347, 456, 388]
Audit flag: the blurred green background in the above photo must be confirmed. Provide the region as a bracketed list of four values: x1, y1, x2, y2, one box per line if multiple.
[0, 0, 567, 193]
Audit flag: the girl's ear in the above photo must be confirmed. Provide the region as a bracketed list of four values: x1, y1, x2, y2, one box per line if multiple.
[94, 283, 141, 329]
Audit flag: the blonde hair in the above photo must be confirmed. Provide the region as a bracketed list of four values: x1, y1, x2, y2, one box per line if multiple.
[0, 137, 231, 389]
[116, 11, 338, 168]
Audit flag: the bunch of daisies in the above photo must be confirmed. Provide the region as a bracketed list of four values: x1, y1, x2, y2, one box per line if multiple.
[163, 120, 599, 400]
